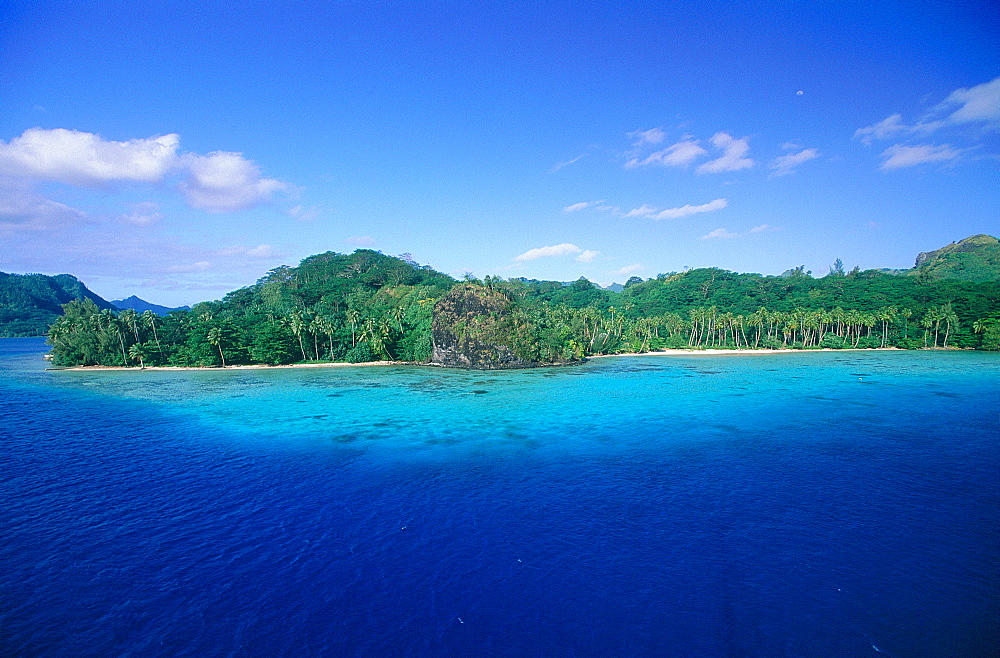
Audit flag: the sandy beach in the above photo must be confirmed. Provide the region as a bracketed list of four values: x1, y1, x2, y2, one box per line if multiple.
[51, 348, 906, 371]
[590, 347, 903, 358]
[52, 361, 405, 372]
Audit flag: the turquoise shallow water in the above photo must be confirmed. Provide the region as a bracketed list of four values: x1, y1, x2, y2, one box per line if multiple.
[28, 349, 994, 458]
[2, 339, 998, 655]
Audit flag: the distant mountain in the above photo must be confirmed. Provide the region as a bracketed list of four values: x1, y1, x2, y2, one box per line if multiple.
[514, 277, 625, 293]
[910, 234, 1000, 282]
[111, 295, 189, 316]
[0, 272, 115, 337]
[9, 234, 997, 341]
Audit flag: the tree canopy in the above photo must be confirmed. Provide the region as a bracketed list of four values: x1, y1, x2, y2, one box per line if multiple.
[46, 249, 1000, 367]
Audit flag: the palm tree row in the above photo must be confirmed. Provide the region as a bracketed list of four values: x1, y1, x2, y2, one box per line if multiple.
[48, 291, 987, 368]
[48, 301, 165, 366]
[605, 305, 932, 352]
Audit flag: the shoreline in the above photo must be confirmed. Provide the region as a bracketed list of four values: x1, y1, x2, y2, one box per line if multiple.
[51, 360, 406, 372]
[50, 347, 909, 371]
[590, 347, 905, 358]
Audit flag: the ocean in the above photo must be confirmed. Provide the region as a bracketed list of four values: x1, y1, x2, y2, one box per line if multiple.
[1, 337, 997, 656]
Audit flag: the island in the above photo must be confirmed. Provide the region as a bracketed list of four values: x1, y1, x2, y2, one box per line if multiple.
[21, 235, 1000, 370]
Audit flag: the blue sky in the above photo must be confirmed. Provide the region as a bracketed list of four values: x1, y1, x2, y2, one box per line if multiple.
[1, 0, 997, 306]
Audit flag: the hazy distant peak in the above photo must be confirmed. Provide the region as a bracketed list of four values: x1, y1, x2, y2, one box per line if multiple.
[111, 296, 189, 316]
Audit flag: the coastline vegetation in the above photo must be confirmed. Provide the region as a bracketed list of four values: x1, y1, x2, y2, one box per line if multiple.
[44, 248, 1000, 368]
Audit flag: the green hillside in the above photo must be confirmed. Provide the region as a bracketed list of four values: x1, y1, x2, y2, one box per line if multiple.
[0, 272, 115, 337]
[910, 234, 1000, 282]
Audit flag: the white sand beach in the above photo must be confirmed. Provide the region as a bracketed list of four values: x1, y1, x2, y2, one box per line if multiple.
[589, 347, 903, 358]
[53, 347, 907, 371]
[54, 361, 404, 372]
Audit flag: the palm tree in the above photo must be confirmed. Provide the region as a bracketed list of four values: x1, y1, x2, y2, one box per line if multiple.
[102, 309, 129, 365]
[119, 308, 141, 343]
[899, 307, 913, 339]
[142, 310, 162, 354]
[844, 309, 862, 346]
[922, 306, 946, 347]
[360, 315, 392, 360]
[749, 307, 767, 348]
[313, 316, 336, 360]
[801, 311, 819, 347]
[687, 307, 701, 347]
[860, 313, 877, 347]
[831, 307, 846, 338]
[309, 315, 325, 360]
[920, 313, 934, 348]
[207, 327, 226, 367]
[769, 309, 785, 343]
[128, 343, 148, 369]
[345, 309, 359, 347]
[942, 306, 959, 348]
[287, 311, 308, 361]
[879, 306, 897, 348]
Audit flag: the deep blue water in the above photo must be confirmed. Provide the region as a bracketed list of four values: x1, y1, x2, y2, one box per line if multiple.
[1, 337, 997, 656]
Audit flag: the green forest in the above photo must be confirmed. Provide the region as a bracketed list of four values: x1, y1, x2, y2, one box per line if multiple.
[0, 272, 116, 337]
[44, 247, 1000, 368]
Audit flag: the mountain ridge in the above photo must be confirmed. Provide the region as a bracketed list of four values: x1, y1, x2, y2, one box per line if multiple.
[111, 295, 190, 316]
[910, 234, 1000, 281]
[0, 272, 115, 337]
[4, 235, 998, 339]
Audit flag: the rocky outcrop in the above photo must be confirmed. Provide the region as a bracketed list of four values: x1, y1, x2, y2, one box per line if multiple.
[430, 284, 580, 369]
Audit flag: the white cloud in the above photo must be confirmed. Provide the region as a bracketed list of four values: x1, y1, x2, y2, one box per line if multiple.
[0, 187, 85, 236]
[179, 151, 288, 213]
[0, 214, 296, 305]
[696, 133, 754, 174]
[166, 261, 212, 273]
[629, 127, 667, 146]
[121, 201, 162, 226]
[0, 128, 180, 186]
[880, 144, 960, 170]
[609, 263, 643, 276]
[0, 128, 289, 224]
[246, 244, 278, 258]
[855, 77, 1000, 145]
[771, 148, 820, 176]
[551, 153, 587, 173]
[287, 204, 320, 221]
[514, 243, 588, 261]
[563, 200, 604, 213]
[219, 243, 282, 259]
[575, 250, 599, 263]
[749, 223, 776, 233]
[626, 140, 706, 169]
[624, 204, 660, 218]
[628, 198, 728, 221]
[854, 114, 912, 145]
[345, 235, 377, 246]
[701, 228, 739, 240]
[933, 76, 1000, 126]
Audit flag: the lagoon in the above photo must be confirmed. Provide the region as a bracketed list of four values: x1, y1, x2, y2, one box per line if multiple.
[2, 337, 997, 655]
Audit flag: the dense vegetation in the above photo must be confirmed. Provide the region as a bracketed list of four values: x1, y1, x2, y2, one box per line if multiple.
[48, 250, 455, 367]
[45, 246, 1000, 368]
[0, 272, 115, 337]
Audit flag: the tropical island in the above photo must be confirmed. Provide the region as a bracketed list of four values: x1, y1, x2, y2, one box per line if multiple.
[3, 234, 997, 369]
